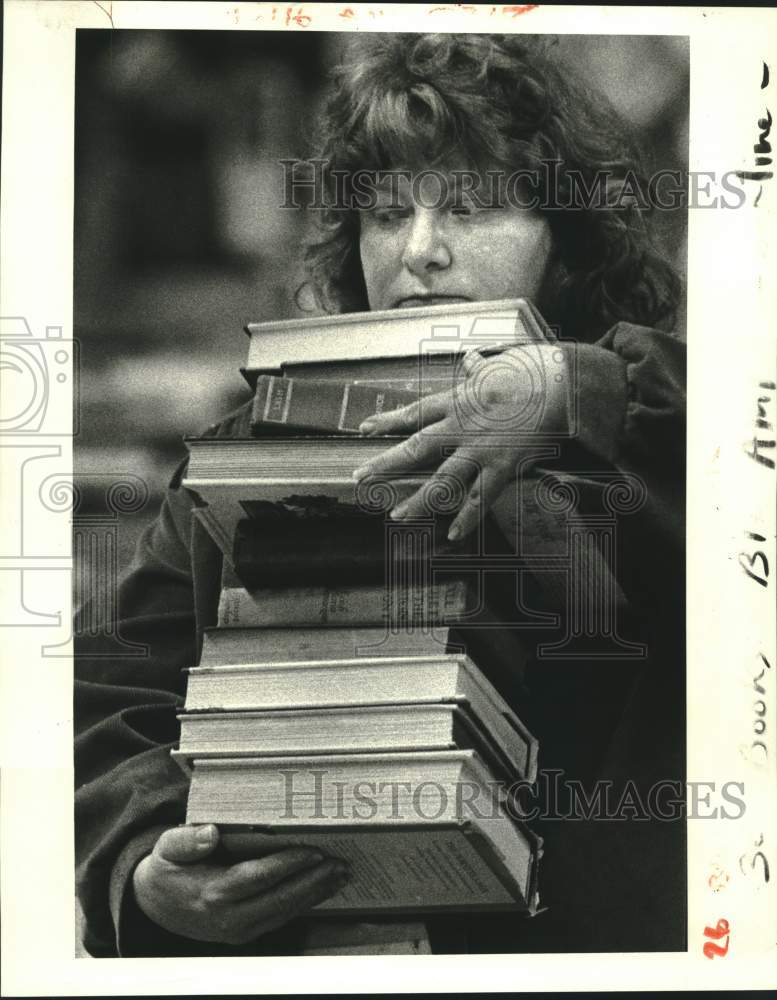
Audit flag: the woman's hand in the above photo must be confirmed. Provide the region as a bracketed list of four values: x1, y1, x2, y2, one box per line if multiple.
[353, 344, 570, 541]
[132, 825, 350, 946]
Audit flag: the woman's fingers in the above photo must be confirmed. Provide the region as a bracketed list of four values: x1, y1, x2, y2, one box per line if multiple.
[387, 451, 479, 524]
[459, 348, 488, 378]
[232, 858, 350, 942]
[387, 455, 514, 540]
[205, 848, 328, 903]
[353, 423, 452, 480]
[358, 391, 450, 436]
[447, 464, 514, 540]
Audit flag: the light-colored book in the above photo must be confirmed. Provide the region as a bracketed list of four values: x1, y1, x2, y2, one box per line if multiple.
[182, 652, 537, 782]
[244, 297, 551, 371]
[185, 750, 541, 915]
[174, 701, 530, 782]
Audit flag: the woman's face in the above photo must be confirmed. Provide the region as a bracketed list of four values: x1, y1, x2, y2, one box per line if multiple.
[358, 170, 554, 311]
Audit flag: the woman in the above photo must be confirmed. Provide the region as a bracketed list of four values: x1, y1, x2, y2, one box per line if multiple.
[76, 33, 686, 956]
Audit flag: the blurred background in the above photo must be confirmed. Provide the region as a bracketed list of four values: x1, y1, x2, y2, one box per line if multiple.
[74, 30, 690, 581]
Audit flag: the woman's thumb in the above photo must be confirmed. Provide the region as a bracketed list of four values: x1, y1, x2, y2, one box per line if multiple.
[155, 824, 219, 864]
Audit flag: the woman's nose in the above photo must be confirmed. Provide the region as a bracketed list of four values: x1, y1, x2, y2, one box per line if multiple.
[400, 210, 452, 277]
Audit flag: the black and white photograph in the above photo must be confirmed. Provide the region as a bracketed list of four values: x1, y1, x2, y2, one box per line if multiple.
[1, 2, 776, 994]
[73, 27, 689, 958]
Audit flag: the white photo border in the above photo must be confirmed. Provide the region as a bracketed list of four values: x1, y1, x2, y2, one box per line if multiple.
[1, 2, 775, 994]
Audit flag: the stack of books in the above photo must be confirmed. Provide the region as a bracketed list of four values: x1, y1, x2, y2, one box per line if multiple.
[176, 299, 549, 916]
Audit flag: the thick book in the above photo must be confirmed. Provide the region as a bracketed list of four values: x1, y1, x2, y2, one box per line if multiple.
[183, 750, 541, 914]
[250, 374, 420, 435]
[182, 436, 422, 558]
[231, 514, 469, 589]
[196, 623, 531, 690]
[182, 652, 537, 782]
[197, 624, 467, 664]
[199, 621, 466, 667]
[184, 435, 407, 481]
[173, 701, 530, 782]
[244, 297, 552, 371]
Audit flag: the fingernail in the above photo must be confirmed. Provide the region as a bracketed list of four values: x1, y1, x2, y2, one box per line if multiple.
[352, 466, 367, 481]
[196, 825, 216, 846]
[359, 420, 376, 435]
[390, 504, 406, 520]
[448, 523, 461, 541]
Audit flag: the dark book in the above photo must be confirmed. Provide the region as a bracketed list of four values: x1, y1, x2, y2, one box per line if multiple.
[241, 362, 461, 391]
[231, 513, 469, 588]
[251, 374, 419, 435]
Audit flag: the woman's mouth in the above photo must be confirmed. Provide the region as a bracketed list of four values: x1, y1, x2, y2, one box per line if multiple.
[393, 295, 472, 308]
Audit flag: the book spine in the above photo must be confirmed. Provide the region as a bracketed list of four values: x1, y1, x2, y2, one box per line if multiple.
[251, 374, 418, 435]
[216, 580, 468, 628]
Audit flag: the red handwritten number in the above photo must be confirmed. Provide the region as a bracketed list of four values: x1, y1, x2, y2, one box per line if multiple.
[502, 4, 539, 15]
[703, 919, 730, 959]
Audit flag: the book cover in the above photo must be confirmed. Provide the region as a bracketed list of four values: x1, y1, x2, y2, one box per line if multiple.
[216, 822, 542, 916]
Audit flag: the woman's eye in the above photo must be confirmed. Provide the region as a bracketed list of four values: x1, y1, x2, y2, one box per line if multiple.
[373, 206, 410, 223]
[449, 200, 499, 218]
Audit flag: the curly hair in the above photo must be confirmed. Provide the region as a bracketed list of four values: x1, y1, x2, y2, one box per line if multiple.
[302, 34, 682, 340]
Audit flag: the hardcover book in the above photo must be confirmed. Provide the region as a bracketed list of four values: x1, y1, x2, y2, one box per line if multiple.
[174, 700, 533, 783]
[185, 750, 542, 915]
[244, 297, 553, 371]
[182, 652, 537, 781]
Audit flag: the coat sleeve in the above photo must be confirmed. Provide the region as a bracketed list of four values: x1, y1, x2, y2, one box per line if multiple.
[74, 476, 202, 957]
[566, 322, 686, 620]
[73, 399, 301, 957]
